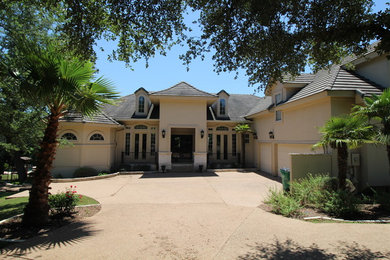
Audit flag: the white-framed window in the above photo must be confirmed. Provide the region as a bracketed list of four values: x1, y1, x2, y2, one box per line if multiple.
[275, 93, 282, 105]
[220, 99, 226, 115]
[90, 133, 104, 141]
[138, 96, 145, 113]
[61, 132, 77, 141]
[275, 110, 282, 121]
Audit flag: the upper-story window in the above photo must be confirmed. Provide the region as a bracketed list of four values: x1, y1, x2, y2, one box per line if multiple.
[90, 133, 104, 141]
[275, 93, 282, 105]
[61, 133, 77, 141]
[138, 96, 145, 113]
[220, 99, 226, 115]
[276, 110, 282, 121]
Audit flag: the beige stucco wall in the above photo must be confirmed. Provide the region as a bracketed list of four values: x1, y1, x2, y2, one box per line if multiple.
[159, 97, 208, 169]
[277, 144, 316, 175]
[355, 55, 390, 88]
[290, 153, 332, 182]
[53, 123, 118, 177]
[360, 144, 390, 187]
[252, 94, 330, 175]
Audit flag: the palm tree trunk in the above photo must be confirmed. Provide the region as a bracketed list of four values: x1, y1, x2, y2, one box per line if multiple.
[22, 113, 60, 226]
[337, 144, 348, 190]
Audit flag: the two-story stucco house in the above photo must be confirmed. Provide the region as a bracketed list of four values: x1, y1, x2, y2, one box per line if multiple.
[53, 82, 269, 176]
[246, 43, 390, 188]
[53, 44, 390, 188]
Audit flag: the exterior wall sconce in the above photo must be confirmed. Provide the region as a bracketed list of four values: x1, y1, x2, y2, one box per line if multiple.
[253, 132, 258, 139]
[162, 129, 166, 138]
[200, 129, 205, 139]
[269, 131, 274, 139]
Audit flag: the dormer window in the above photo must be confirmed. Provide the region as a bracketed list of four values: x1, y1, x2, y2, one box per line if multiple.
[220, 99, 226, 115]
[138, 96, 145, 113]
[275, 93, 282, 105]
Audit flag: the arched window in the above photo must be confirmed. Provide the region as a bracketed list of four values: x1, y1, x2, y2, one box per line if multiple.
[61, 133, 77, 141]
[138, 96, 145, 113]
[134, 125, 148, 130]
[216, 126, 229, 131]
[220, 99, 226, 115]
[90, 133, 104, 141]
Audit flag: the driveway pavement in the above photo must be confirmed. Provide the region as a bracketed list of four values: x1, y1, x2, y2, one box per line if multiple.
[2, 171, 390, 259]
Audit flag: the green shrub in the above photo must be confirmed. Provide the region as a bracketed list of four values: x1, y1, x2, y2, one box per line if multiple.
[290, 174, 335, 208]
[98, 172, 108, 176]
[266, 174, 361, 219]
[322, 190, 360, 218]
[73, 167, 98, 178]
[49, 185, 81, 216]
[265, 188, 302, 217]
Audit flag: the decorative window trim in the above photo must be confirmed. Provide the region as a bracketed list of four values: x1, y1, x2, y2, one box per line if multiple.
[61, 132, 77, 141]
[89, 133, 104, 141]
[216, 126, 229, 131]
[134, 125, 148, 130]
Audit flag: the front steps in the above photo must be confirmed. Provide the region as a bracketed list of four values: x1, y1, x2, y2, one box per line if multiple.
[171, 163, 194, 172]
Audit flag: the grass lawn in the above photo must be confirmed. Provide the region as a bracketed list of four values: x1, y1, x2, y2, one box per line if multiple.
[0, 192, 99, 221]
[0, 174, 19, 181]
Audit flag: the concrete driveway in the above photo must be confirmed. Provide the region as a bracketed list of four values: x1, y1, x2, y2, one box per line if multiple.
[2, 171, 390, 259]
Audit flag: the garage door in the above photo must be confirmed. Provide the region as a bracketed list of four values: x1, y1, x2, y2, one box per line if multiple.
[259, 143, 272, 174]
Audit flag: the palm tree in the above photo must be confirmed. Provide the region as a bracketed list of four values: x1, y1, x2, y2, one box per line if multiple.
[234, 124, 252, 168]
[354, 89, 390, 171]
[8, 39, 118, 226]
[313, 115, 374, 190]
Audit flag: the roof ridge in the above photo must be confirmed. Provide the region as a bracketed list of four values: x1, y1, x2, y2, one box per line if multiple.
[329, 66, 341, 90]
[151, 81, 216, 96]
[100, 110, 119, 125]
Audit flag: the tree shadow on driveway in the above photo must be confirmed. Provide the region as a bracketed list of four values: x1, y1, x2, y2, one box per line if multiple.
[237, 239, 390, 260]
[1, 220, 100, 258]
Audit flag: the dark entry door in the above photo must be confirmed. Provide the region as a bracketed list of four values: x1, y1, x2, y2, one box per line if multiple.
[171, 135, 193, 163]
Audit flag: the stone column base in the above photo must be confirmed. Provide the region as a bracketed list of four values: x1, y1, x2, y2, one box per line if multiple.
[158, 152, 172, 171]
[193, 152, 207, 171]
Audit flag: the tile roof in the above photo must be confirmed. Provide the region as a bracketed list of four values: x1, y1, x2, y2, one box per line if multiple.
[150, 81, 217, 97]
[282, 73, 316, 84]
[287, 65, 383, 103]
[218, 94, 267, 122]
[60, 111, 119, 125]
[103, 94, 136, 120]
[245, 96, 273, 116]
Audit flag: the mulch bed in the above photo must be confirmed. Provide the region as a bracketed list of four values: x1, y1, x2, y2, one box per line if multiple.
[0, 205, 101, 241]
[259, 203, 390, 221]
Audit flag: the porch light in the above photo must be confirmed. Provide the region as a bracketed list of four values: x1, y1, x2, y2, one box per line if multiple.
[162, 129, 166, 138]
[253, 132, 258, 139]
[269, 131, 274, 139]
[200, 129, 205, 139]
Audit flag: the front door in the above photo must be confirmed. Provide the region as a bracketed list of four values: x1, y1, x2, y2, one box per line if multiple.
[171, 135, 193, 163]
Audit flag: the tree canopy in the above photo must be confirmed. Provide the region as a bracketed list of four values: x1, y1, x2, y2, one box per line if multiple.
[1, 0, 389, 89]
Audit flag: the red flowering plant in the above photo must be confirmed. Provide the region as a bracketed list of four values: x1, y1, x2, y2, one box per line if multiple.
[49, 185, 82, 216]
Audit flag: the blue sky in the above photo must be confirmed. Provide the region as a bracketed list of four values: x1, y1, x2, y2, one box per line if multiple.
[94, 1, 388, 97]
